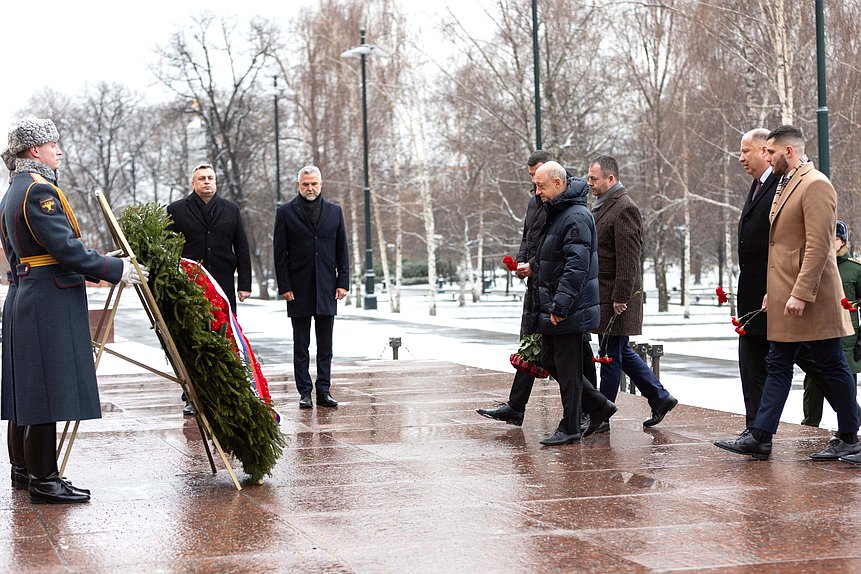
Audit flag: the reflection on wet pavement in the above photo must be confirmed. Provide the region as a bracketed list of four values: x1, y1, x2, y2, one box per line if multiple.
[1, 359, 859, 572]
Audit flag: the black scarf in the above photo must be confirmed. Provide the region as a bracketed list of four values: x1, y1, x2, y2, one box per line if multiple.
[301, 194, 322, 228]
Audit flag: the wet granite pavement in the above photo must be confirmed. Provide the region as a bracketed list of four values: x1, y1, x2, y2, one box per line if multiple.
[2, 359, 860, 573]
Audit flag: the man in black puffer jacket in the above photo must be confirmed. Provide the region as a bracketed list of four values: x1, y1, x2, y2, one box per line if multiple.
[533, 162, 617, 446]
[477, 151, 602, 427]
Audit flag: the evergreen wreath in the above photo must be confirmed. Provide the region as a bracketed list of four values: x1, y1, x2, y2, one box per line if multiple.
[120, 203, 285, 483]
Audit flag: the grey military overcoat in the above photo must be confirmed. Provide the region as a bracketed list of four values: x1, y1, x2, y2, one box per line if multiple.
[2, 171, 123, 425]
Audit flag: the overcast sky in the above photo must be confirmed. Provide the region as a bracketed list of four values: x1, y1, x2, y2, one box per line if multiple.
[0, 0, 491, 133]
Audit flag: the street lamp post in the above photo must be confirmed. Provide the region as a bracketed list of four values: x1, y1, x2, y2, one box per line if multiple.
[341, 28, 387, 311]
[814, 0, 830, 177]
[273, 75, 282, 206]
[531, 0, 542, 150]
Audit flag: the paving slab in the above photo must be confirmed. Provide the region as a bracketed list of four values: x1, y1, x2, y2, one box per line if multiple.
[0, 359, 858, 573]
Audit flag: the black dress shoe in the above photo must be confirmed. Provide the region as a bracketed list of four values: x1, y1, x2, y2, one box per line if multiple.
[714, 429, 771, 460]
[810, 437, 861, 460]
[579, 413, 591, 433]
[476, 404, 524, 426]
[29, 474, 90, 504]
[840, 452, 861, 465]
[299, 394, 313, 409]
[317, 392, 339, 408]
[540, 429, 581, 446]
[644, 395, 678, 427]
[591, 421, 610, 435]
[584, 401, 617, 437]
[182, 400, 195, 416]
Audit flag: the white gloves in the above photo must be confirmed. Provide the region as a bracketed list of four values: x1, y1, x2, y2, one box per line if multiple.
[120, 257, 150, 287]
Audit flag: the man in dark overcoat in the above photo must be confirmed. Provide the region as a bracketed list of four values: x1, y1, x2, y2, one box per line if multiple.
[587, 156, 677, 430]
[1, 117, 144, 503]
[167, 162, 251, 313]
[167, 162, 252, 415]
[273, 166, 349, 409]
[736, 128, 781, 425]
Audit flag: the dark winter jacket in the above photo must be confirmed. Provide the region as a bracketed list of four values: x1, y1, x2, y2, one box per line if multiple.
[536, 176, 599, 335]
[516, 194, 546, 335]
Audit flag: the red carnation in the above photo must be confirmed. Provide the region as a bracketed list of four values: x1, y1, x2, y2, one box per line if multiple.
[716, 286, 728, 305]
[502, 255, 518, 272]
[735, 326, 746, 336]
[731, 316, 741, 327]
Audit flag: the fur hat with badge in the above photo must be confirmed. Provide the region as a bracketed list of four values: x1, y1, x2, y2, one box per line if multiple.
[1, 116, 59, 173]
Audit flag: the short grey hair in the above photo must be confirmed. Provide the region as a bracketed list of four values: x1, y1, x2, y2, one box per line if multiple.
[191, 162, 214, 179]
[745, 128, 770, 143]
[297, 165, 321, 181]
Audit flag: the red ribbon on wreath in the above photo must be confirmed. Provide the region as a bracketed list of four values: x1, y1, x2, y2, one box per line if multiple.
[180, 259, 277, 420]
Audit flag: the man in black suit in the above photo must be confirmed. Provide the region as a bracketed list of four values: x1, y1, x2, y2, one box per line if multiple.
[167, 163, 252, 312]
[736, 128, 778, 425]
[167, 162, 252, 415]
[273, 166, 349, 409]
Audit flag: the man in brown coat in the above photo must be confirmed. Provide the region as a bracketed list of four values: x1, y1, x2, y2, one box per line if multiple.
[587, 156, 677, 431]
[715, 125, 861, 461]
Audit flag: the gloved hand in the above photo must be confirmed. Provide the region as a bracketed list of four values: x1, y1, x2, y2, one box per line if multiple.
[854, 337, 861, 363]
[106, 249, 124, 257]
[120, 257, 149, 287]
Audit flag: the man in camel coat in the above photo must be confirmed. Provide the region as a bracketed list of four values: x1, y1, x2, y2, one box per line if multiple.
[715, 125, 860, 462]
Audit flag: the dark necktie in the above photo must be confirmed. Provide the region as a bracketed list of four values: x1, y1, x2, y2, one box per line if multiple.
[752, 179, 762, 200]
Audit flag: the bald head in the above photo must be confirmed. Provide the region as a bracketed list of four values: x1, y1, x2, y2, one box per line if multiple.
[533, 161, 568, 203]
[739, 128, 771, 179]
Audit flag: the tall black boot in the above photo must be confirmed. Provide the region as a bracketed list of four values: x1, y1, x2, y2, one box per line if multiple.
[24, 423, 89, 504]
[8, 421, 28, 490]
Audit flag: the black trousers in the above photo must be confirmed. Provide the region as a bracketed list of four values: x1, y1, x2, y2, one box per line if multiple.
[508, 334, 597, 413]
[738, 334, 769, 427]
[542, 332, 607, 435]
[292, 315, 335, 395]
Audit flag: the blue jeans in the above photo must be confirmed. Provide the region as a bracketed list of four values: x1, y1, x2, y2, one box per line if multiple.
[599, 335, 670, 409]
[752, 338, 860, 434]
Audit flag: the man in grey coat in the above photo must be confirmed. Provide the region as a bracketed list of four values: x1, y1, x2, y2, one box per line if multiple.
[1, 117, 146, 504]
[587, 155, 677, 431]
